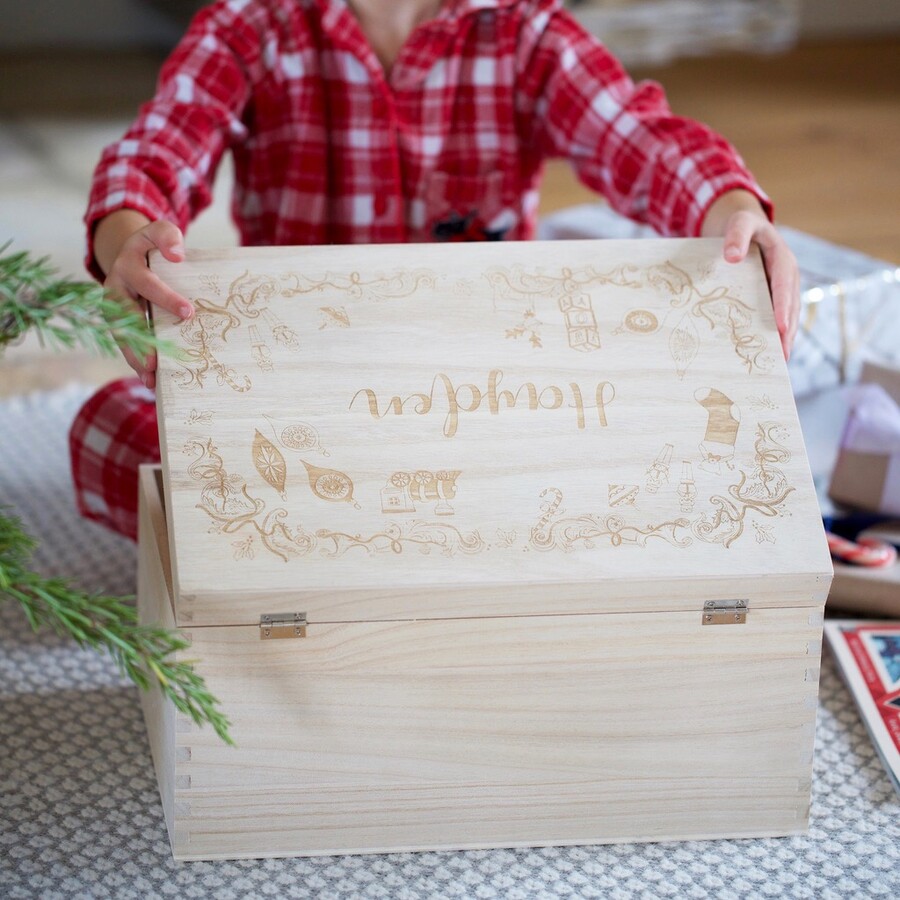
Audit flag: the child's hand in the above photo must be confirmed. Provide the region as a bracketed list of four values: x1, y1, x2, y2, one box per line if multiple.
[94, 211, 194, 390]
[700, 189, 800, 360]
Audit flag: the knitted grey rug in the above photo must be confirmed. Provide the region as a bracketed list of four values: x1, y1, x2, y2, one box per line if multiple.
[1, 385, 898, 900]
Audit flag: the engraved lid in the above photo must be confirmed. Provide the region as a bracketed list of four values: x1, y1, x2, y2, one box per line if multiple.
[151, 240, 832, 627]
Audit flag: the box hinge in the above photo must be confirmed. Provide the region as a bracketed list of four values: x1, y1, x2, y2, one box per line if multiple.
[702, 599, 748, 626]
[259, 613, 307, 640]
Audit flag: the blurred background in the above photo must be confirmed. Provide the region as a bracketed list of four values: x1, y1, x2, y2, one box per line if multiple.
[1, 0, 898, 394]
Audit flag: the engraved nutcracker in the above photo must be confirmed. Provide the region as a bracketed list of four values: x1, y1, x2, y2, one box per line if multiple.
[646, 443, 674, 493]
[677, 460, 697, 512]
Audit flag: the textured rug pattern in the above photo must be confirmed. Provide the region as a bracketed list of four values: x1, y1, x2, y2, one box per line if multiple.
[1, 386, 898, 899]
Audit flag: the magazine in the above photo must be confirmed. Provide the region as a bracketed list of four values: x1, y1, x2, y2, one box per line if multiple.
[824, 620, 900, 796]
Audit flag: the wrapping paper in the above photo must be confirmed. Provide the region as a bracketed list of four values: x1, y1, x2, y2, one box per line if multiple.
[787, 233, 900, 398]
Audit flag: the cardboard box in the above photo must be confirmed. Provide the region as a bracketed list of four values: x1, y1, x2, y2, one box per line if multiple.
[138, 239, 831, 860]
[829, 363, 900, 516]
[828, 562, 900, 618]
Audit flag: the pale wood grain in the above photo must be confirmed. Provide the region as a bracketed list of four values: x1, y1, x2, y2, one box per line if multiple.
[150, 239, 831, 628]
[138, 460, 820, 858]
[174, 778, 813, 861]
[136, 465, 183, 852]
[179, 607, 820, 788]
[140, 237, 829, 860]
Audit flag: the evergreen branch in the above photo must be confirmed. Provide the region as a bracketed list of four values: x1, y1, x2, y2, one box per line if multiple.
[0, 243, 230, 744]
[0, 510, 234, 745]
[0, 243, 174, 359]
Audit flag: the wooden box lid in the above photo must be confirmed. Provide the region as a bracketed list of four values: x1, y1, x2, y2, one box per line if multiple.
[151, 239, 832, 627]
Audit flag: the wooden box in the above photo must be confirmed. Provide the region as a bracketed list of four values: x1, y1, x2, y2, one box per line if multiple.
[139, 239, 832, 861]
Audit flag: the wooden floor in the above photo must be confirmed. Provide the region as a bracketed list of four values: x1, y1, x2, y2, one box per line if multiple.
[540, 37, 900, 264]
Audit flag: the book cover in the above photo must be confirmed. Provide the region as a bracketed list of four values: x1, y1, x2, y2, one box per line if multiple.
[824, 619, 900, 795]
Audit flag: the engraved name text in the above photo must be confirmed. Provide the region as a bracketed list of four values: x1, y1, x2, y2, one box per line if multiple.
[350, 369, 616, 438]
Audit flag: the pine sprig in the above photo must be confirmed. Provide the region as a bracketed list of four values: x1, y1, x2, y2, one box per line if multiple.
[0, 243, 230, 745]
[0, 510, 233, 744]
[0, 243, 170, 359]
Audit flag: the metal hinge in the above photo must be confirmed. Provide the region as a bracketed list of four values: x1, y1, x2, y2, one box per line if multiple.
[702, 599, 748, 626]
[259, 613, 307, 640]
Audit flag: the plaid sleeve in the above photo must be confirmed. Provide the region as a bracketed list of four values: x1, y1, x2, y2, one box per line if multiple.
[515, 4, 772, 237]
[83, 3, 253, 280]
[69, 379, 160, 541]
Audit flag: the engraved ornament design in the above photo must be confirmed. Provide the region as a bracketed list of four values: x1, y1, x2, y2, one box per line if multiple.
[529, 420, 794, 553]
[173, 267, 434, 393]
[170, 254, 793, 564]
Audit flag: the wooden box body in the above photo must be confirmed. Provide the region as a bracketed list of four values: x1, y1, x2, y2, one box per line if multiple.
[139, 239, 832, 861]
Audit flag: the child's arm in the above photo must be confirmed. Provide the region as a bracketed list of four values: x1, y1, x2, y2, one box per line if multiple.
[515, 3, 797, 354]
[84, 3, 255, 386]
[700, 189, 799, 360]
[94, 210, 193, 390]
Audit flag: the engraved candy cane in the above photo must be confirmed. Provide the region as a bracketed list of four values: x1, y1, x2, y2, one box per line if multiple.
[536, 488, 563, 531]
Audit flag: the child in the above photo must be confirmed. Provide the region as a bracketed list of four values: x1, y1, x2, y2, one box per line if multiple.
[70, 0, 800, 540]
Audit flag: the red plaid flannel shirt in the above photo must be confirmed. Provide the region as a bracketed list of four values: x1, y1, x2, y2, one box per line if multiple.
[69, 378, 161, 541]
[74, 0, 771, 539]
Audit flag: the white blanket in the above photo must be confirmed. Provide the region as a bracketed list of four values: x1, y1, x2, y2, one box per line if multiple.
[0, 387, 897, 899]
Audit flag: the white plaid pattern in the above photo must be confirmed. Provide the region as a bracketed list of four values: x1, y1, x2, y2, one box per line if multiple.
[84, 0, 769, 279]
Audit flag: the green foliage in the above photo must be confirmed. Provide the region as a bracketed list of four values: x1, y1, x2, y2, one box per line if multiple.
[0, 243, 169, 358]
[0, 244, 232, 745]
[0, 511, 233, 743]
